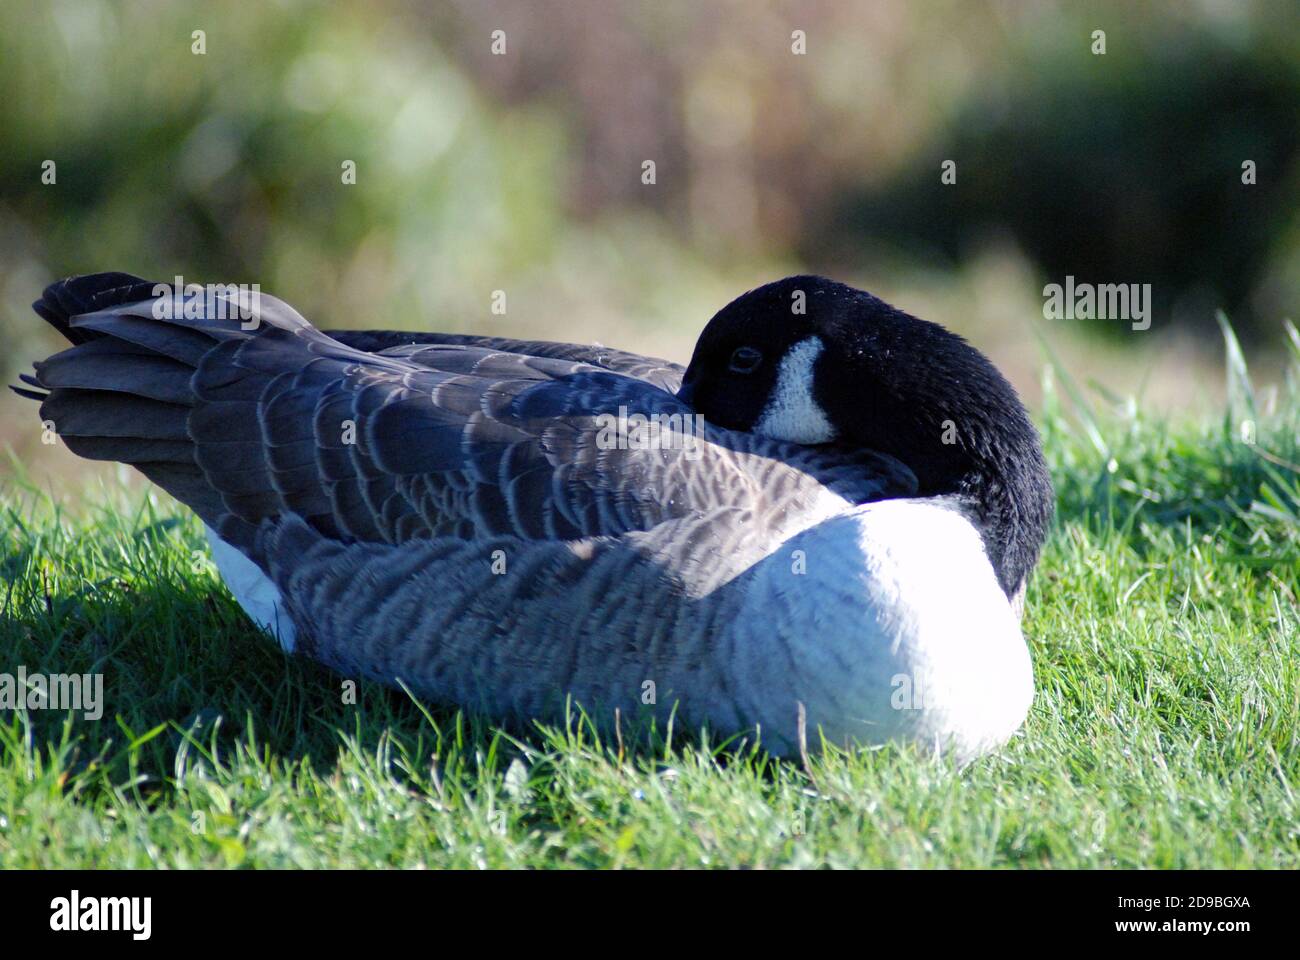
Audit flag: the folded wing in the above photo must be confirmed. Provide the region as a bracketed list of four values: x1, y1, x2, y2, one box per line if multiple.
[21, 274, 916, 573]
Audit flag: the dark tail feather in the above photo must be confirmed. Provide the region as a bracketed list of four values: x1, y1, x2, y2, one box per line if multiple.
[15, 273, 350, 547]
[11, 371, 46, 402]
[15, 273, 243, 523]
[30, 272, 161, 345]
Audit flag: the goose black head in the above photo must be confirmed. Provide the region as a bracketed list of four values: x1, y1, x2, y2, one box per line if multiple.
[678, 275, 1054, 601]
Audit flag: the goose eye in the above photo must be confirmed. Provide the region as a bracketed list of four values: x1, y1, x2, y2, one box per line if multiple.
[728, 346, 762, 374]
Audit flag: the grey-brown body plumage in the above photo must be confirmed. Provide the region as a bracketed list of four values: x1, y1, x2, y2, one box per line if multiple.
[22, 274, 958, 755]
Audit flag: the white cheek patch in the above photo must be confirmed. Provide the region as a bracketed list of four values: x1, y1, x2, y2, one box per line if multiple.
[753, 336, 838, 444]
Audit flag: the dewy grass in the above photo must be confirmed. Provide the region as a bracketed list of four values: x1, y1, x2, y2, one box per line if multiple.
[1, 321, 1297, 869]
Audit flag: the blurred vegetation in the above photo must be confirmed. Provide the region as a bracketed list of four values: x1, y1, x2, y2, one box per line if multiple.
[834, 20, 1300, 338]
[2, 0, 1298, 468]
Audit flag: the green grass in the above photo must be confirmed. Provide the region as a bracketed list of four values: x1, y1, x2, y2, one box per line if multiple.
[2, 328, 1299, 869]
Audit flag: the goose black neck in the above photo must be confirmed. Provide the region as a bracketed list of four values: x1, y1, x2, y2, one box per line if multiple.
[945, 439, 1054, 599]
[812, 314, 1055, 598]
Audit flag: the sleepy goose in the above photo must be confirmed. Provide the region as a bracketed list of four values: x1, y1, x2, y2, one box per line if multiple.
[16, 272, 1053, 760]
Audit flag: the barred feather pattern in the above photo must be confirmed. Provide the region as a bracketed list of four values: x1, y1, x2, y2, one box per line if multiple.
[23, 274, 1025, 757]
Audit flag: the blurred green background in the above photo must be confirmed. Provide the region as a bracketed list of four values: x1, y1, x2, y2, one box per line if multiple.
[3, 0, 1299, 478]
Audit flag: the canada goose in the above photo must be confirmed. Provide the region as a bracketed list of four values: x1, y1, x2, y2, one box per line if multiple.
[16, 273, 1053, 760]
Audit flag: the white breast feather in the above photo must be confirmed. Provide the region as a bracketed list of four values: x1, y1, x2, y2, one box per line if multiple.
[731, 499, 1033, 760]
[204, 526, 297, 653]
